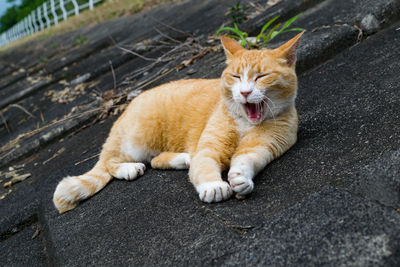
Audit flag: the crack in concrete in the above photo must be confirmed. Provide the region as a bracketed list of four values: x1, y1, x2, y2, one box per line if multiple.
[195, 200, 255, 235]
[331, 183, 400, 213]
[0, 214, 38, 242]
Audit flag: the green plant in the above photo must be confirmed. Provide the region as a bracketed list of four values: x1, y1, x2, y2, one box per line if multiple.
[216, 14, 304, 48]
[230, 1, 247, 24]
[216, 23, 249, 46]
[39, 56, 48, 64]
[50, 42, 58, 49]
[76, 35, 88, 45]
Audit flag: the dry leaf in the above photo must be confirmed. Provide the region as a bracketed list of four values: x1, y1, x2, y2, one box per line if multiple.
[3, 173, 31, 187]
[98, 99, 114, 120]
[103, 90, 115, 101]
[58, 79, 69, 86]
[5, 170, 17, 179]
[10, 173, 31, 183]
[49, 83, 87, 104]
[32, 228, 40, 239]
[182, 58, 194, 67]
[45, 90, 55, 97]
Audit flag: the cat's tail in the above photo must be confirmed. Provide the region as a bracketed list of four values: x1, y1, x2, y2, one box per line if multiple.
[53, 161, 112, 213]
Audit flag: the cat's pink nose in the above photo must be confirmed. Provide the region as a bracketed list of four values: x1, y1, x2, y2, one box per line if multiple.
[240, 91, 251, 98]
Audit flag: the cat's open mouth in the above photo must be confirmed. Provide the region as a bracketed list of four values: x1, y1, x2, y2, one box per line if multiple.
[243, 102, 265, 122]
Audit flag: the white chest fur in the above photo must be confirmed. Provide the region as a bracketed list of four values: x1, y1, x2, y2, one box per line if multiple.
[234, 116, 254, 137]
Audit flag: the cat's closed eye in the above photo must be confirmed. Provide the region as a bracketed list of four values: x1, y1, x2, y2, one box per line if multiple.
[231, 74, 241, 81]
[255, 73, 270, 82]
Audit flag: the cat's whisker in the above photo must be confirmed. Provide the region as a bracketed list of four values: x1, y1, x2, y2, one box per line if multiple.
[262, 99, 276, 125]
[264, 95, 276, 109]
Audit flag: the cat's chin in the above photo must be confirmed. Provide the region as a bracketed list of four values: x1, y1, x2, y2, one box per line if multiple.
[243, 102, 265, 124]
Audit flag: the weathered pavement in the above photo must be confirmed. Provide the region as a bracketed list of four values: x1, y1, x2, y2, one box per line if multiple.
[0, 0, 399, 266]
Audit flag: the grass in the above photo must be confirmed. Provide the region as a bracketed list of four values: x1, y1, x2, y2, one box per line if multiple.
[75, 35, 88, 46]
[230, 1, 247, 24]
[0, 0, 171, 51]
[216, 14, 304, 48]
[38, 56, 49, 64]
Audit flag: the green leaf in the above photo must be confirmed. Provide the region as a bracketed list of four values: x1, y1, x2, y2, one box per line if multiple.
[239, 37, 248, 46]
[233, 23, 248, 45]
[218, 12, 303, 48]
[277, 13, 301, 35]
[226, 34, 241, 40]
[282, 27, 305, 33]
[270, 31, 280, 39]
[216, 23, 246, 47]
[256, 15, 280, 42]
[264, 23, 281, 44]
[216, 26, 239, 35]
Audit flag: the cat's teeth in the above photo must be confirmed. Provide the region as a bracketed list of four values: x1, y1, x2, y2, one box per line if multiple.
[244, 102, 264, 122]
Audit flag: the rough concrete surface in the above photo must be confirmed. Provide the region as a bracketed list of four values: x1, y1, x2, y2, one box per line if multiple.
[0, 0, 399, 266]
[218, 186, 400, 266]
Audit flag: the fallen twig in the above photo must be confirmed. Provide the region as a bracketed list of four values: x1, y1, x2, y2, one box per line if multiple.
[109, 60, 117, 90]
[153, 27, 182, 44]
[109, 35, 157, 62]
[74, 153, 100, 166]
[9, 103, 36, 118]
[148, 16, 192, 36]
[0, 112, 10, 134]
[43, 147, 66, 165]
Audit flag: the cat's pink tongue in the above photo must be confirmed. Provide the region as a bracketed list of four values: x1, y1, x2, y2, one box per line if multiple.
[246, 103, 262, 122]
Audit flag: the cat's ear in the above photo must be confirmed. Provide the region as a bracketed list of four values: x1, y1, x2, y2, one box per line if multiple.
[221, 36, 246, 60]
[275, 31, 305, 67]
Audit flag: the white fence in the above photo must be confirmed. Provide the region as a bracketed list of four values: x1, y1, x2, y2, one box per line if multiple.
[0, 0, 103, 47]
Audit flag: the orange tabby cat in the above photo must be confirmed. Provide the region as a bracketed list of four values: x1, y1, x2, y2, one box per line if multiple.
[53, 32, 303, 213]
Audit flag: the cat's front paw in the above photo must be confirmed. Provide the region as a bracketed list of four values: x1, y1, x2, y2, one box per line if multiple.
[196, 181, 232, 203]
[228, 172, 254, 195]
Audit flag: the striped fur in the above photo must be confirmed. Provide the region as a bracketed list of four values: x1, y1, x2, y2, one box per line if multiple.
[53, 33, 304, 213]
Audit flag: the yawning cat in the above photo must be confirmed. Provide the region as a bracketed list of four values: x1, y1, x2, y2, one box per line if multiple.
[53, 32, 304, 213]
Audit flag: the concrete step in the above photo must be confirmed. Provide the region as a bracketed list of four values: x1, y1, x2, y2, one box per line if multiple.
[0, 0, 399, 265]
[37, 17, 400, 267]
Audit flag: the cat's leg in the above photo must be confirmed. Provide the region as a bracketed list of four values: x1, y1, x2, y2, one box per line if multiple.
[151, 152, 190, 170]
[188, 107, 240, 203]
[189, 148, 233, 203]
[53, 136, 149, 213]
[228, 120, 297, 196]
[228, 141, 279, 196]
[104, 145, 148, 181]
[228, 152, 261, 196]
[106, 159, 146, 180]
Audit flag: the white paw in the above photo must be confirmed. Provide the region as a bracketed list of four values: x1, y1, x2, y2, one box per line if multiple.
[115, 163, 146, 180]
[196, 181, 232, 203]
[228, 172, 254, 195]
[169, 153, 190, 169]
